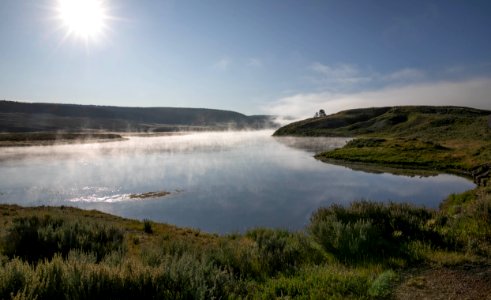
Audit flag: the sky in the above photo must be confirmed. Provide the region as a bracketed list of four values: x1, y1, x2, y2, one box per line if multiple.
[1, 0, 491, 118]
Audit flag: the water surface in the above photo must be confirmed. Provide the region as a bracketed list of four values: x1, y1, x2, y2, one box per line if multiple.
[0, 131, 474, 233]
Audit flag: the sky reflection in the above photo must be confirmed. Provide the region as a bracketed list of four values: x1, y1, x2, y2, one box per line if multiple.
[0, 131, 475, 233]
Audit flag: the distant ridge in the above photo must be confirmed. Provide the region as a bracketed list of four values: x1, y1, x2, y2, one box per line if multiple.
[273, 106, 491, 140]
[0, 100, 277, 132]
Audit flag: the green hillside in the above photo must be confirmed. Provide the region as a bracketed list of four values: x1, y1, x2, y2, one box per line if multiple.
[275, 105, 491, 183]
[273, 106, 490, 141]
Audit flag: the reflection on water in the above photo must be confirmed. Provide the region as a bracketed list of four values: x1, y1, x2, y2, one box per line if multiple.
[0, 130, 475, 233]
[273, 136, 349, 153]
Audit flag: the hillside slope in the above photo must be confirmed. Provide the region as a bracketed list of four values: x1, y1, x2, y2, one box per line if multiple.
[273, 106, 491, 141]
[275, 106, 491, 184]
[0, 100, 277, 132]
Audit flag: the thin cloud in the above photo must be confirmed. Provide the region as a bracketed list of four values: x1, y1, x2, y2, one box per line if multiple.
[264, 77, 491, 120]
[309, 62, 371, 85]
[308, 63, 426, 90]
[213, 57, 232, 71]
[382, 68, 426, 81]
[311, 62, 359, 77]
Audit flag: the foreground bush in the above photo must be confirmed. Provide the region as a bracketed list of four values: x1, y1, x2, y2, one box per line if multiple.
[252, 264, 377, 299]
[437, 188, 491, 255]
[309, 201, 440, 262]
[3, 215, 124, 263]
[140, 228, 325, 282]
[245, 228, 324, 276]
[0, 253, 234, 300]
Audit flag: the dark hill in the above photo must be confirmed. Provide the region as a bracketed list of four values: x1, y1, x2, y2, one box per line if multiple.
[0, 100, 277, 132]
[273, 106, 491, 141]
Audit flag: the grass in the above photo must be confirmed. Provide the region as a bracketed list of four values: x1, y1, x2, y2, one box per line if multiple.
[3, 215, 124, 263]
[274, 106, 490, 140]
[279, 105, 491, 183]
[0, 204, 410, 299]
[1, 193, 490, 299]
[315, 138, 490, 176]
[309, 201, 442, 263]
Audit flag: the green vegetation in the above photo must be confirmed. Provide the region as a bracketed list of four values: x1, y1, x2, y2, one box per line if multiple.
[3, 215, 123, 263]
[275, 105, 491, 177]
[273, 106, 490, 140]
[274, 106, 490, 183]
[279, 106, 491, 258]
[1, 191, 490, 299]
[143, 219, 153, 234]
[309, 202, 441, 263]
[316, 137, 487, 175]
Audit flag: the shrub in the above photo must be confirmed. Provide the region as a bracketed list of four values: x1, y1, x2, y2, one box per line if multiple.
[0, 258, 32, 299]
[436, 190, 491, 255]
[0, 253, 235, 300]
[2, 215, 124, 263]
[309, 201, 440, 262]
[206, 238, 262, 280]
[309, 214, 380, 262]
[254, 264, 372, 299]
[143, 219, 153, 234]
[246, 228, 325, 276]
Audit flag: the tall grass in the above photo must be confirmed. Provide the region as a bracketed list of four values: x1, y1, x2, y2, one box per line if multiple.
[0, 254, 234, 300]
[436, 187, 491, 255]
[0, 195, 489, 298]
[251, 264, 378, 299]
[3, 215, 124, 263]
[309, 201, 442, 263]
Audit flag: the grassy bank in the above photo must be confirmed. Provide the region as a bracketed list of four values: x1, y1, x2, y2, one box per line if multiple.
[316, 137, 491, 183]
[1, 192, 490, 299]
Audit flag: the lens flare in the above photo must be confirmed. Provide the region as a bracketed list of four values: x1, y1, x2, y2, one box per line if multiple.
[57, 0, 108, 41]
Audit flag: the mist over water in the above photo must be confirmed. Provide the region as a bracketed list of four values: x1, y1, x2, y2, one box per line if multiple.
[0, 130, 475, 233]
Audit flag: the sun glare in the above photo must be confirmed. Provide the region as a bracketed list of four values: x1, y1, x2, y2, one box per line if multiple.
[57, 0, 108, 41]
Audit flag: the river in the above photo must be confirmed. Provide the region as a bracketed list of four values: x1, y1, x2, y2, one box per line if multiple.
[0, 130, 474, 233]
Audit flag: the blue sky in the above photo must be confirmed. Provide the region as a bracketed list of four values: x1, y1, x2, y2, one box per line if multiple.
[1, 0, 491, 117]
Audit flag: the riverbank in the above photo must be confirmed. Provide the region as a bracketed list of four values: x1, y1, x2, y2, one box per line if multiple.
[315, 137, 491, 186]
[1, 180, 490, 299]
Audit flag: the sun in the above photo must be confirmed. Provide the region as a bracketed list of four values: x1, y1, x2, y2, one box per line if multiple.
[57, 0, 109, 41]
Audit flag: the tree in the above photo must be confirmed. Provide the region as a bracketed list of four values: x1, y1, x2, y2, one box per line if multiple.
[319, 109, 326, 117]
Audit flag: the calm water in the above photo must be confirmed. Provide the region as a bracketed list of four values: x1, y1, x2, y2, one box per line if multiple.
[0, 131, 475, 233]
